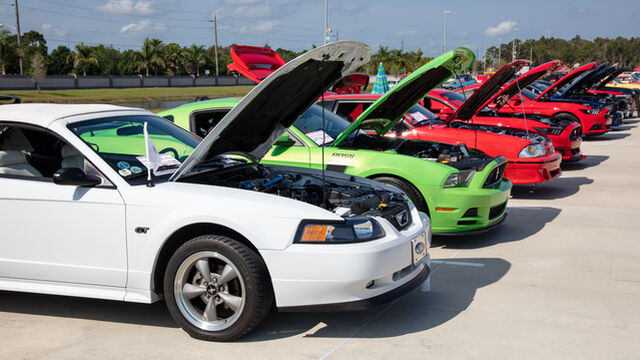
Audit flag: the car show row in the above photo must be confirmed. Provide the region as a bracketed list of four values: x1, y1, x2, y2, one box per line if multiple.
[0, 41, 635, 341]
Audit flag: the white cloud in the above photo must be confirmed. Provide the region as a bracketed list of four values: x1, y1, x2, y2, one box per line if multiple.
[255, 20, 279, 32]
[120, 20, 167, 37]
[95, 0, 155, 16]
[484, 20, 517, 36]
[233, 4, 275, 19]
[42, 23, 68, 37]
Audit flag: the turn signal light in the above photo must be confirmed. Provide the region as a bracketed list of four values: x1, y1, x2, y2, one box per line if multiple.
[436, 207, 456, 212]
[300, 225, 329, 242]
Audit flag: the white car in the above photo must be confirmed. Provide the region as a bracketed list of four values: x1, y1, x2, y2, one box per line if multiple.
[0, 42, 431, 341]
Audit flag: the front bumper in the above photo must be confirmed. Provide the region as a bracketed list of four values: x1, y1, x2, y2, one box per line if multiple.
[505, 152, 562, 184]
[428, 178, 511, 235]
[549, 124, 583, 161]
[580, 112, 610, 135]
[261, 210, 431, 309]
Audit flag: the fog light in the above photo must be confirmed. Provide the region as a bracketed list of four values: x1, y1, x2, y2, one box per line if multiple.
[365, 280, 375, 289]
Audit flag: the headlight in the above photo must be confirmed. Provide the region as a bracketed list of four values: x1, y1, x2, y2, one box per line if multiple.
[295, 217, 385, 244]
[580, 108, 601, 115]
[519, 143, 547, 158]
[443, 170, 475, 188]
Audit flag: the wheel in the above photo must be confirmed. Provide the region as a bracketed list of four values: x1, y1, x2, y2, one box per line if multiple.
[554, 112, 580, 125]
[372, 176, 429, 216]
[163, 235, 273, 341]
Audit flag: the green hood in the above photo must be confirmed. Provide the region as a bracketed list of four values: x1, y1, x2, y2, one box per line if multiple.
[332, 47, 475, 146]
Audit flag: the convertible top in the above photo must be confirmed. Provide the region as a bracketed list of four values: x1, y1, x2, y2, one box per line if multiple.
[0, 104, 145, 128]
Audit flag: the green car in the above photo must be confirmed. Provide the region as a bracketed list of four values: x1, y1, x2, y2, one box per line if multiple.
[159, 48, 512, 234]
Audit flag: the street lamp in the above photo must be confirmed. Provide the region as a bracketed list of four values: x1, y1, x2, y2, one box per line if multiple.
[512, 28, 519, 61]
[443, 10, 452, 53]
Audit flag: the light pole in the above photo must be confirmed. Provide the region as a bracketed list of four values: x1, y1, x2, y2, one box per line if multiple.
[323, 0, 329, 45]
[443, 10, 452, 53]
[512, 28, 519, 61]
[498, 37, 501, 66]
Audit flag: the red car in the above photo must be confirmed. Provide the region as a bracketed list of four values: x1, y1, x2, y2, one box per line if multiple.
[425, 60, 584, 162]
[322, 91, 561, 185]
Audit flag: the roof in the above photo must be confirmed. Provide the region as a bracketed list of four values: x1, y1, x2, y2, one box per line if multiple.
[0, 104, 146, 128]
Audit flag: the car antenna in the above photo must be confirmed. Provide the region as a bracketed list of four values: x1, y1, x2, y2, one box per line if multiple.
[515, 74, 529, 138]
[319, 63, 328, 208]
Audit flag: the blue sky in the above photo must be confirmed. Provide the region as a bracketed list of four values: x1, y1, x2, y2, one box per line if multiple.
[1, 0, 638, 56]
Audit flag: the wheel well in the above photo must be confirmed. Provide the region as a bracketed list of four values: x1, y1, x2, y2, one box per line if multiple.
[152, 223, 270, 295]
[367, 173, 430, 217]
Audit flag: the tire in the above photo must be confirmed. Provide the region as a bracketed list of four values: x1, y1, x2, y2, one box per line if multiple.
[163, 234, 273, 341]
[372, 176, 429, 216]
[554, 112, 580, 124]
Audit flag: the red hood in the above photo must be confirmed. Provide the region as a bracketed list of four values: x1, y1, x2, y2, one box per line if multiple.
[536, 62, 598, 100]
[448, 60, 530, 122]
[226, 45, 286, 84]
[489, 60, 562, 111]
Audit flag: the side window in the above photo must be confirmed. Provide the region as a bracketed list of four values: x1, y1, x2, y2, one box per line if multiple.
[285, 130, 305, 146]
[0, 125, 111, 185]
[190, 109, 230, 137]
[335, 102, 371, 122]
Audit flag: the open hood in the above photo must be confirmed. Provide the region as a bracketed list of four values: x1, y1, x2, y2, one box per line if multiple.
[560, 64, 617, 95]
[488, 60, 562, 112]
[449, 60, 530, 121]
[332, 73, 370, 94]
[332, 47, 475, 146]
[171, 41, 370, 181]
[539, 62, 600, 99]
[226, 45, 286, 84]
[595, 67, 625, 89]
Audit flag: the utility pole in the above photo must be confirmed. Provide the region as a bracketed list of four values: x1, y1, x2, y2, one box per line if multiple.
[443, 10, 452, 53]
[323, 0, 328, 45]
[530, 45, 533, 63]
[512, 28, 518, 61]
[483, 39, 487, 72]
[335, 31, 338, 42]
[498, 37, 501, 66]
[14, 0, 23, 75]
[213, 14, 219, 77]
[401, 38, 404, 52]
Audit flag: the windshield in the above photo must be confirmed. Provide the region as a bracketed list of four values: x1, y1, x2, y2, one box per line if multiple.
[293, 104, 352, 145]
[520, 88, 538, 100]
[68, 115, 200, 182]
[439, 91, 467, 105]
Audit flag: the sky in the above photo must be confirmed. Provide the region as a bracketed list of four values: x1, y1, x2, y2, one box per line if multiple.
[1, 0, 639, 56]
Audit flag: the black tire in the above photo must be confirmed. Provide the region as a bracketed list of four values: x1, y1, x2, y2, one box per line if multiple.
[372, 176, 429, 216]
[554, 112, 580, 125]
[163, 234, 273, 341]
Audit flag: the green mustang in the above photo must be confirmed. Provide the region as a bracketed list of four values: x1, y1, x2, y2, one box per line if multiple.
[159, 48, 512, 234]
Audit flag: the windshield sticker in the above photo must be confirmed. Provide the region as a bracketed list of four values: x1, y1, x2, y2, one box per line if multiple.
[407, 111, 428, 124]
[119, 169, 132, 177]
[329, 153, 354, 166]
[306, 130, 334, 145]
[136, 154, 182, 176]
[130, 166, 143, 174]
[117, 161, 131, 169]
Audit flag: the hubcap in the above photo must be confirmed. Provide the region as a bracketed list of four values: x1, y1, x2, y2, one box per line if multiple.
[174, 251, 246, 331]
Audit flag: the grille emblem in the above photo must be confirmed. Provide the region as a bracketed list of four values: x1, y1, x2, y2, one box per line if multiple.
[395, 210, 409, 227]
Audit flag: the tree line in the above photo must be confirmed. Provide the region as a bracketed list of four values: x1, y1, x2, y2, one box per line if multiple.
[1, 30, 638, 79]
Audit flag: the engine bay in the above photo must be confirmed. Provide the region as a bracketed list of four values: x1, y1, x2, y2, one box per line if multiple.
[449, 121, 548, 143]
[181, 163, 408, 218]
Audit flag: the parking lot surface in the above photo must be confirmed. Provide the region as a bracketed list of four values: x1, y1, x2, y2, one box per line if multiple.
[1, 118, 639, 359]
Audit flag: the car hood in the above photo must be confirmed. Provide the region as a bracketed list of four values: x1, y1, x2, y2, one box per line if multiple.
[449, 60, 530, 121]
[332, 47, 475, 146]
[171, 41, 371, 181]
[562, 65, 617, 95]
[535, 62, 598, 100]
[595, 67, 625, 89]
[226, 45, 286, 84]
[488, 60, 562, 112]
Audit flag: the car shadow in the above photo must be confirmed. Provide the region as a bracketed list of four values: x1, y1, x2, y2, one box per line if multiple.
[624, 119, 640, 124]
[242, 257, 510, 341]
[612, 124, 636, 131]
[562, 155, 609, 170]
[0, 258, 510, 342]
[432, 206, 560, 249]
[510, 176, 593, 200]
[584, 133, 630, 141]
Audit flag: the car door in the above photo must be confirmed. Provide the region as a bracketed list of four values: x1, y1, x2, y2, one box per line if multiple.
[0, 124, 127, 288]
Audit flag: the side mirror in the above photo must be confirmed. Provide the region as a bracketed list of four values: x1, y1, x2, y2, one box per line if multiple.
[53, 168, 101, 187]
[274, 133, 295, 146]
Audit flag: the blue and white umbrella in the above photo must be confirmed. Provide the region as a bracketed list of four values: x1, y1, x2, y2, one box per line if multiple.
[372, 62, 390, 94]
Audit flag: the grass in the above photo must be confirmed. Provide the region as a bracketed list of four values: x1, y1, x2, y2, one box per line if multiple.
[8, 86, 255, 104]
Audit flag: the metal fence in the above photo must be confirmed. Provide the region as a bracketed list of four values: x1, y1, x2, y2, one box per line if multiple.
[0, 75, 255, 90]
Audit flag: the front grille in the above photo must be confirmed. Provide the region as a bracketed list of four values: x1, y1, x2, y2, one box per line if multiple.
[569, 126, 582, 140]
[457, 220, 477, 225]
[483, 163, 507, 188]
[489, 201, 507, 219]
[462, 208, 478, 217]
[381, 203, 412, 231]
[571, 148, 581, 156]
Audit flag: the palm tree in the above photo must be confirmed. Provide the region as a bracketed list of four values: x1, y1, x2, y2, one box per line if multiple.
[182, 45, 207, 77]
[163, 43, 182, 75]
[0, 30, 13, 75]
[66, 43, 99, 76]
[133, 38, 165, 76]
